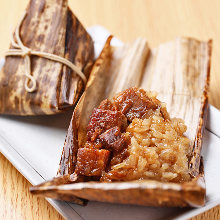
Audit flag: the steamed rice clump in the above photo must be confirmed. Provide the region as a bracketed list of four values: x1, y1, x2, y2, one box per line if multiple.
[107, 108, 191, 182]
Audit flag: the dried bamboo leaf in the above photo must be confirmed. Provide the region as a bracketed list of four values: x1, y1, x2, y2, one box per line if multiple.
[31, 36, 211, 207]
[31, 171, 205, 207]
[0, 0, 94, 115]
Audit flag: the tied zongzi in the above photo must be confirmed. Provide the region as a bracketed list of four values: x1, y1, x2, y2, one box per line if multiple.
[0, 0, 94, 115]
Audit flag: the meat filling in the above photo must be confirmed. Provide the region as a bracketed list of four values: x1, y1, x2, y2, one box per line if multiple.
[113, 87, 158, 122]
[75, 87, 190, 183]
[87, 108, 127, 142]
[75, 148, 110, 176]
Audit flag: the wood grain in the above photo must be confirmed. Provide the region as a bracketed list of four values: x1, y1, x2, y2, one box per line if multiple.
[0, 0, 220, 219]
[0, 153, 63, 220]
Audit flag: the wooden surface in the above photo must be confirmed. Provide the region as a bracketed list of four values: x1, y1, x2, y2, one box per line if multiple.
[0, 0, 220, 219]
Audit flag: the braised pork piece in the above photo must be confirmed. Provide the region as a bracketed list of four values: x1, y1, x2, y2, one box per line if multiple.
[75, 87, 191, 183]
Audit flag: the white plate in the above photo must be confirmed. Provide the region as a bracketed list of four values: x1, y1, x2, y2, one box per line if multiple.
[1, 26, 220, 220]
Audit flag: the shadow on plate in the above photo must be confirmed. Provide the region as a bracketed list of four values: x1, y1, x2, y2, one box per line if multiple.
[0, 108, 74, 130]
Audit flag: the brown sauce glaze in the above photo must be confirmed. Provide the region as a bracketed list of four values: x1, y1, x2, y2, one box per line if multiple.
[113, 87, 159, 122]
